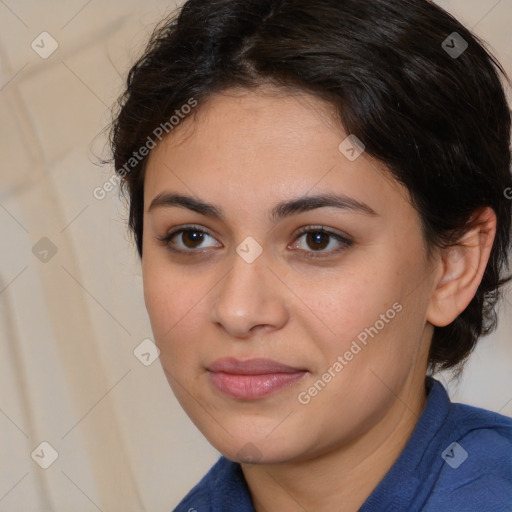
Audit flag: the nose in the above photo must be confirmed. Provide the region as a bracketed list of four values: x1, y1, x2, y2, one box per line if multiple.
[209, 250, 289, 339]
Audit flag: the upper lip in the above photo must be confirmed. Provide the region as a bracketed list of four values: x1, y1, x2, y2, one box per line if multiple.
[207, 357, 306, 375]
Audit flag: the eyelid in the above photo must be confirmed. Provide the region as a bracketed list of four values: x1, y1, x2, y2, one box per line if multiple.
[293, 225, 351, 243]
[156, 224, 219, 252]
[290, 225, 353, 258]
[156, 224, 353, 257]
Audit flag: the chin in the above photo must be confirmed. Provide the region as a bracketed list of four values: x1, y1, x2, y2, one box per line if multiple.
[205, 427, 304, 465]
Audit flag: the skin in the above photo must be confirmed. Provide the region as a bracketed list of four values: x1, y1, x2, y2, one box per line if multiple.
[141, 87, 496, 511]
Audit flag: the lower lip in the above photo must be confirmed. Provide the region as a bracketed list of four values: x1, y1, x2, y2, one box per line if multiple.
[208, 371, 307, 399]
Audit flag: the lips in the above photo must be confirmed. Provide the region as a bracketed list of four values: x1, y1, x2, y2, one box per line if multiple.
[207, 357, 308, 400]
[208, 357, 305, 374]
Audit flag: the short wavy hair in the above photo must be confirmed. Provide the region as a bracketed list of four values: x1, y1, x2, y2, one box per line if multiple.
[109, 0, 512, 374]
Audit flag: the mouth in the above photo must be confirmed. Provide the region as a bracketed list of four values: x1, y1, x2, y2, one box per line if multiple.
[207, 357, 308, 400]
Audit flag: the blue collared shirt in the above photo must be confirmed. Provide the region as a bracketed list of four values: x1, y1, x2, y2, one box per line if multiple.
[174, 377, 512, 511]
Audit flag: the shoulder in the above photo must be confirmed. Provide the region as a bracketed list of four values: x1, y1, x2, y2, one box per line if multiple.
[424, 400, 512, 511]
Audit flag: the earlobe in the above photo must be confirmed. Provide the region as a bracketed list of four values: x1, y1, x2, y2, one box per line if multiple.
[426, 207, 497, 328]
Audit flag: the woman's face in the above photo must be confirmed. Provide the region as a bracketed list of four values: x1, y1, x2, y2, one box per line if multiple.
[142, 88, 440, 464]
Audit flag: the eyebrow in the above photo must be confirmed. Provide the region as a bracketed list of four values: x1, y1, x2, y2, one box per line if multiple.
[147, 192, 378, 221]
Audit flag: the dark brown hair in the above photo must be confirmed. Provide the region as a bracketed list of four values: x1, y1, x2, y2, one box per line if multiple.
[109, 0, 512, 374]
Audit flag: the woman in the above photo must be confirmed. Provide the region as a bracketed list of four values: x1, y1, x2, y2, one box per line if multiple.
[109, 0, 512, 510]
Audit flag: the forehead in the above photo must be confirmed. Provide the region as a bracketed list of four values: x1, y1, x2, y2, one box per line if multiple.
[150, 87, 340, 155]
[143, 88, 408, 218]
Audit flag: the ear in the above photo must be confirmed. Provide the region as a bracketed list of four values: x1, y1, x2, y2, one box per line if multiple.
[426, 207, 497, 328]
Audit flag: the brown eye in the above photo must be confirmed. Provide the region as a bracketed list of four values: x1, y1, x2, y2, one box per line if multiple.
[180, 230, 206, 249]
[290, 226, 353, 258]
[305, 231, 330, 251]
[157, 225, 221, 253]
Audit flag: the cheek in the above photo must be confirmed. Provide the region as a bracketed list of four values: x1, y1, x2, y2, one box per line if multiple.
[304, 260, 423, 381]
[142, 258, 209, 369]
[142, 263, 169, 336]
[300, 268, 387, 350]
[142, 270, 210, 420]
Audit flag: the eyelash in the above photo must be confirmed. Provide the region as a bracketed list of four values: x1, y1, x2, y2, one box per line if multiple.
[156, 224, 353, 259]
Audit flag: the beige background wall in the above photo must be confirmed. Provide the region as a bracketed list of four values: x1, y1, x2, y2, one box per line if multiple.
[0, 1, 511, 510]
